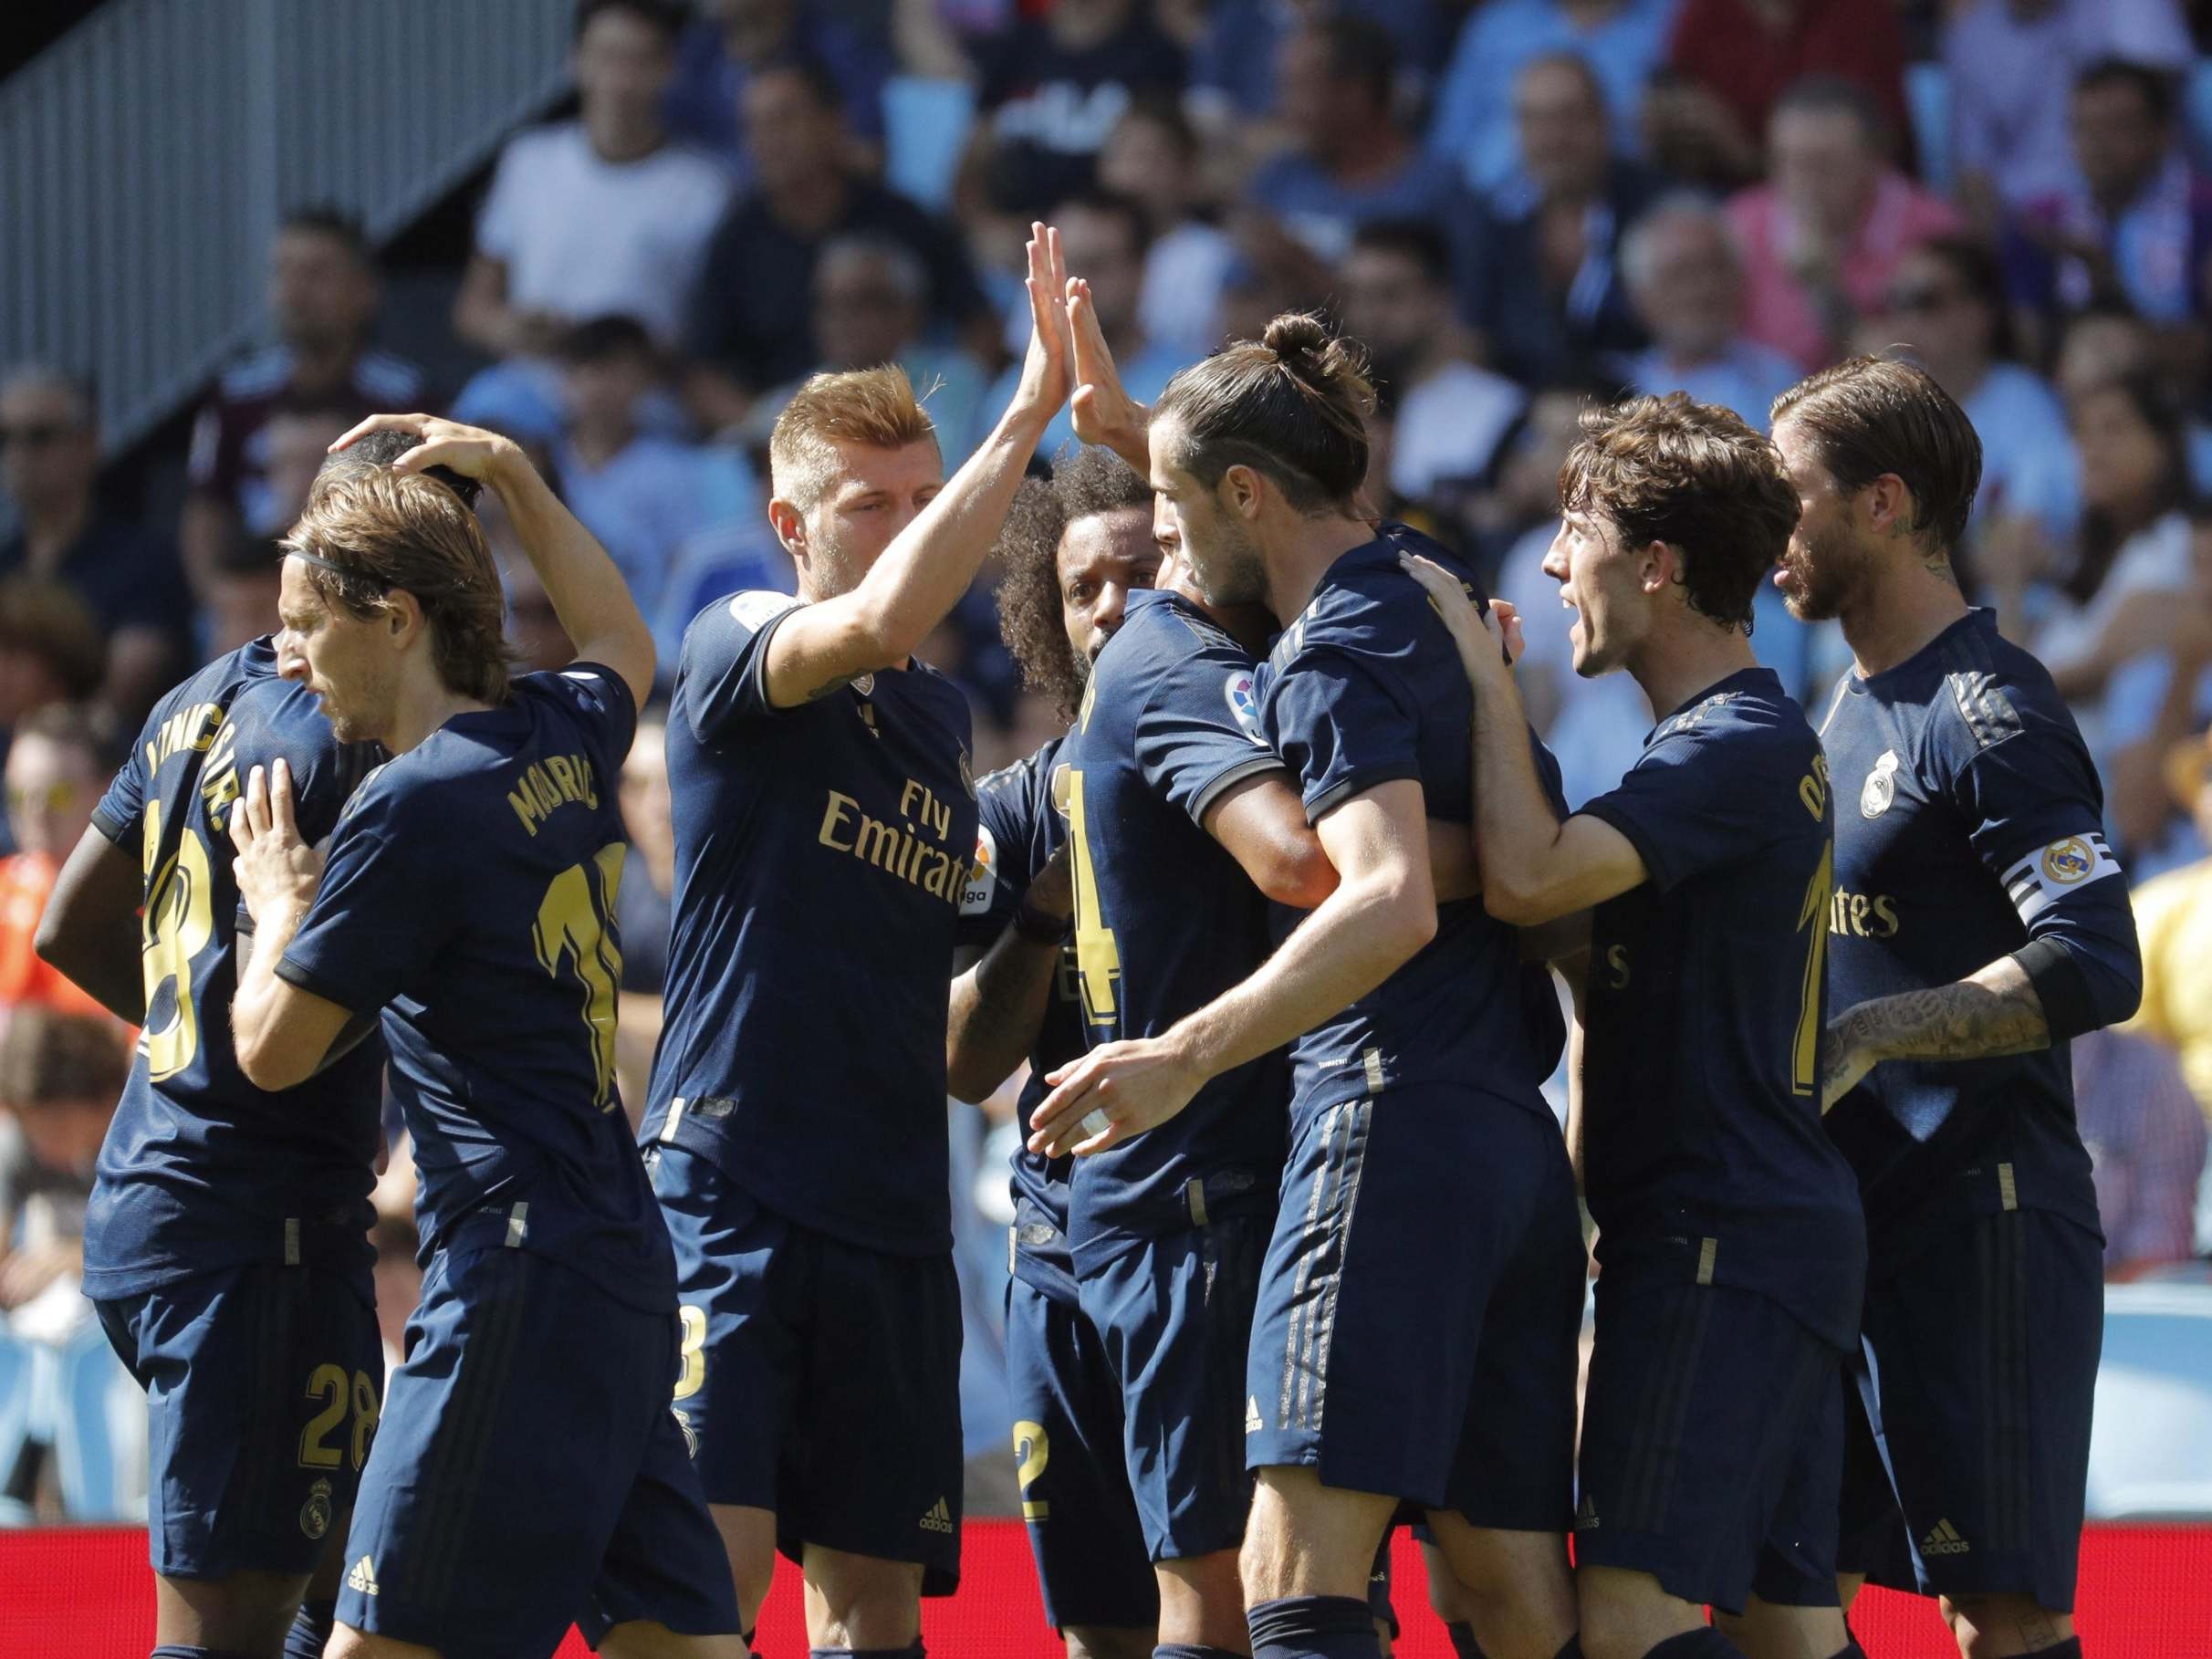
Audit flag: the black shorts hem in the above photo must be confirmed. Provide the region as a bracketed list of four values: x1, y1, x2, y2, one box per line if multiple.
[1574, 1529, 1749, 1614]
[774, 1528, 961, 1599]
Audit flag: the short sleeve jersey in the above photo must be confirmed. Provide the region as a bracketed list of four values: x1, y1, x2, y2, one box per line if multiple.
[1819, 610, 2114, 1272]
[81, 639, 385, 1301]
[1575, 669, 1866, 1349]
[958, 734, 1084, 1301]
[1257, 524, 1568, 1121]
[642, 593, 979, 1256]
[276, 664, 673, 1311]
[1060, 590, 1288, 1256]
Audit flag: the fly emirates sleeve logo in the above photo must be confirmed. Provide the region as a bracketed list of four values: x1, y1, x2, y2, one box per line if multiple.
[818, 777, 969, 906]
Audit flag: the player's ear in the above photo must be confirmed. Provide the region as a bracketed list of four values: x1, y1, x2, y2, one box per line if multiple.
[1864, 472, 1911, 537]
[1221, 463, 1263, 521]
[382, 587, 424, 644]
[767, 496, 807, 558]
[1639, 538, 1675, 597]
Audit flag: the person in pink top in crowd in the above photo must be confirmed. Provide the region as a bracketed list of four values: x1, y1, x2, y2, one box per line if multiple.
[1727, 77, 1962, 371]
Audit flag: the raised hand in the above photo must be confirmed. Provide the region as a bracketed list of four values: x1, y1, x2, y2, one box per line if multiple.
[1069, 277, 1150, 470]
[329, 412, 523, 484]
[1011, 223, 1075, 426]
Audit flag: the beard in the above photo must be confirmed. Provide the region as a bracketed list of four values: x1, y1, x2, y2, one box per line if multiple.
[1779, 516, 1874, 622]
[1185, 514, 1272, 613]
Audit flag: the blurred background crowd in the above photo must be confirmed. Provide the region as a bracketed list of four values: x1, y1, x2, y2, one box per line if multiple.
[4, 0, 2212, 1526]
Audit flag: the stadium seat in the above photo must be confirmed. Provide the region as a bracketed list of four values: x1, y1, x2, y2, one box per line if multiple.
[1904, 63, 1952, 195]
[884, 76, 976, 214]
[2086, 1282, 2212, 1520]
[47, 1321, 146, 1524]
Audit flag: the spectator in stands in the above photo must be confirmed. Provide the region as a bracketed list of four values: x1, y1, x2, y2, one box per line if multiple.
[0, 707, 109, 1023]
[1244, 16, 1458, 267]
[1188, 0, 1442, 127]
[1427, 0, 1680, 195]
[1340, 220, 1523, 505]
[969, 0, 1186, 216]
[0, 582, 104, 763]
[2131, 725, 2212, 1110]
[782, 235, 993, 467]
[1615, 193, 1801, 423]
[1097, 95, 1236, 363]
[203, 400, 357, 656]
[0, 367, 183, 724]
[183, 209, 424, 601]
[1727, 77, 1963, 372]
[2005, 58, 2212, 346]
[1873, 236, 2082, 545]
[615, 715, 673, 1122]
[553, 315, 758, 625]
[989, 191, 1184, 463]
[453, 0, 730, 360]
[1649, 0, 1907, 187]
[0, 1008, 127, 1318]
[663, 0, 892, 176]
[1944, 0, 2194, 234]
[2075, 1025, 2208, 1277]
[683, 55, 992, 434]
[1456, 52, 1662, 387]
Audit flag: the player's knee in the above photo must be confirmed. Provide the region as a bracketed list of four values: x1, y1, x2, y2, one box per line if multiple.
[709, 1506, 776, 1626]
[321, 1623, 441, 1659]
[801, 1549, 923, 1649]
[1940, 1592, 2071, 1657]
[156, 1570, 317, 1655]
[1576, 1567, 1703, 1659]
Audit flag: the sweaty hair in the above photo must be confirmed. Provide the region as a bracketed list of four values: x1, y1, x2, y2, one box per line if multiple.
[768, 366, 937, 512]
[0, 1006, 129, 1110]
[995, 448, 1153, 720]
[1770, 354, 1983, 553]
[1153, 313, 1376, 514]
[320, 427, 483, 510]
[1559, 392, 1800, 631]
[283, 465, 514, 704]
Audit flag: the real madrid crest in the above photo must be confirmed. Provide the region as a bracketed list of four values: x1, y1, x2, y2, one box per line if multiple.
[1861, 750, 1899, 819]
[300, 1476, 333, 1540]
[850, 673, 875, 697]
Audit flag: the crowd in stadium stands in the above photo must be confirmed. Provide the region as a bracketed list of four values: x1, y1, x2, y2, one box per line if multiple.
[5, 0, 2212, 1519]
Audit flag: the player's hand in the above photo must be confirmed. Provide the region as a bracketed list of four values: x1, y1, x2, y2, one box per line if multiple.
[329, 412, 525, 486]
[1069, 277, 1150, 470]
[228, 760, 326, 923]
[1028, 1036, 1207, 1157]
[1817, 1011, 1879, 1114]
[1008, 223, 1074, 430]
[1399, 553, 1517, 683]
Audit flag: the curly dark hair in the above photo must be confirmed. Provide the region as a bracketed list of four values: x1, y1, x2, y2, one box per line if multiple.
[995, 448, 1153, 721]
[1558, 392, 1800, 631]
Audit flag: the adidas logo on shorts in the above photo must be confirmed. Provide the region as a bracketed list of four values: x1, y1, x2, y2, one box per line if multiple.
[1921, 1518, 1971, 1557]
[1246, 1395, 1263, 1435]
[920, 1497, 955, 1535]
[1576, 1492, 1601, 1530]
[347, 1556, 381, 1597]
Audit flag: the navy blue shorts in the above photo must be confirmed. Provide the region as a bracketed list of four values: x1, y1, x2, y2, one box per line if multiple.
[1839, 1204, 2101, 1612]
[651, 1143, 964, 1591]
[96, 1263, 381, 1582]
[1078, 1207, 1269, 1563]
[1574, 1272, 1846, 1613]
[1246, 1089, 1581, 1527]
[1006, 1265, 1159, 1631]
[333, 1242, 737, 1659]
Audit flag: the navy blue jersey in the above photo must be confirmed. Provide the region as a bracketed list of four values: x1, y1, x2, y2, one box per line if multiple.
[277, 663, 673, 1311]
[1060, 590, 1288, 1251]
[642, 592, 978, 1256]
[957, 734, 1082, 1285]
[1257, 524, 1567, 1121]
[1575, 668, 1864, 1349]
[1819, 610, 2137, 1273]
[81, 638, 384, 1301]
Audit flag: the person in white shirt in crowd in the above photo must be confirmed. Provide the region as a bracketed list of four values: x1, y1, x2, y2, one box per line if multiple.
[1339, 219, 1524, 506]
[1096, 93, 1237, 364]
[1616, 193, 1800, 428]
[451, 0, 731, 431]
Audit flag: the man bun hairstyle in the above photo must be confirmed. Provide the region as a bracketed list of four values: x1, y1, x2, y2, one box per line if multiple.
[1770, 354, 1982, 553]
[283, 466, 514, 704]
[1153, 312, 1376, 514]
[1560, 391, 1801, 631]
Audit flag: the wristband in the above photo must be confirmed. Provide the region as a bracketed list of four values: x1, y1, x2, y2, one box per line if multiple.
[1012, 899, 1069, 945]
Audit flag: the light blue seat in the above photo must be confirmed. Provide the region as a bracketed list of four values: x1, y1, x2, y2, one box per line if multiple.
[48, 1320, 146, 1523]
[2087, 1281, 2212, 1520]
[1905, 61, 1952, 194]
[0, 1325, 36, 1526]
[883, 76, 976, 214]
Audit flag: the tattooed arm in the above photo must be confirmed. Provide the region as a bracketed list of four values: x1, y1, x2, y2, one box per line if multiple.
[1818, 955, 2048, 1113]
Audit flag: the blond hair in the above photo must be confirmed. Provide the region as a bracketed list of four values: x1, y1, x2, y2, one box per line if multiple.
[283, 466, 515, 703]
[769, 366, 937, 510]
